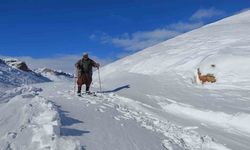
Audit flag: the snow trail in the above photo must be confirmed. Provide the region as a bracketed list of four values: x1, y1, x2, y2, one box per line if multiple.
[0, 86, 81, 150]
[36, 81, 232, 150]
[1, 9, 250, 150]
[38, 82, 166, 150]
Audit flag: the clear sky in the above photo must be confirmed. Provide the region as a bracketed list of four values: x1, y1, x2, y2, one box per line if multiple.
[0, 0, 250, 70]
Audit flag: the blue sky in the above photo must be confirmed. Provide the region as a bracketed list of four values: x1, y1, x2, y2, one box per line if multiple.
[0, 0, 250, 71]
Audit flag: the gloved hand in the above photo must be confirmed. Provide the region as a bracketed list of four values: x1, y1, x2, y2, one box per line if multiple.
[75, 63, 80, 69]
[96, 63, 100, 69]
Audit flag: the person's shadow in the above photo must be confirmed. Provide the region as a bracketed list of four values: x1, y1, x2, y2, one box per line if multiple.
[55, 104, 90, 137]
[99, 84, 130, 93]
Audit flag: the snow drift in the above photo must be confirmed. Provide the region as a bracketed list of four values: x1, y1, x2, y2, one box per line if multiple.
[1, 9, 250, 150]
[0, 59, 50, 93]
[99, 10, 250, 89]
[35, 68, 73, 81]
[4, 58, 31, 72]
[0, 59, 81, 150]
[92, 10, 250, 150]
[0, 86, 81, 150]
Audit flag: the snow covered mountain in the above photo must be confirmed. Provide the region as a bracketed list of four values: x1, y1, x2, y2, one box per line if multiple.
[0, 59, 50, 93]
[0, 59, 82, 149]
[1, 10, 250, 150]
[3, 58, 31, 72]
[35, 68, 73, 81]
[0, 86, 81, 150]
[92, 10, 250, 150]
[99, 10, 250, 89]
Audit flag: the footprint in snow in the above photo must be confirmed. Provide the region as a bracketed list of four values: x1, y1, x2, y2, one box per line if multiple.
[184, 126, 199, 130]
[96, 107, 105, 112]
[99, 105, 107, 109]
[87, 100, 97, 104]
[7, 132, 17, 139]
[22, 94, 35, 99]
[103, 103, 115, 108]
[114, 116, 121, 121]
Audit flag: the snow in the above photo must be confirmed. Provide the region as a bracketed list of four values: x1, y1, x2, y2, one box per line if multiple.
[92, 10, 250, 149]
[36, 81, 229, 150]
[1, 10, 250, 150]
[159, 100, 250, 135]
[3, 58, 24, 68]
[35, 68, 73, 82]
[0, 86, 81, 150]
[37, 82, 166, 150]
[99, 10, 250, 89]
[0, 59, 50, 92]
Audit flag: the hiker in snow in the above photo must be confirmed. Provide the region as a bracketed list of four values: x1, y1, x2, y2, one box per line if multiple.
[75, 53, 100, 95]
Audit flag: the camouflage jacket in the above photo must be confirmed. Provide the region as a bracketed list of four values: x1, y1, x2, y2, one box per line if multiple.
[75, 58, 98, 76]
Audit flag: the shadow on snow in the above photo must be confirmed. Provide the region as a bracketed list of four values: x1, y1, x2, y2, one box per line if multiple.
[56, 104, 90, 137]
[99, 84, 130, 93]
[60, 128, 90, 136]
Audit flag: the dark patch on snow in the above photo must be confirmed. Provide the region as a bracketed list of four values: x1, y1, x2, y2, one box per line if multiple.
[100, 84, 130, 93]
[60, 128, 90, 136]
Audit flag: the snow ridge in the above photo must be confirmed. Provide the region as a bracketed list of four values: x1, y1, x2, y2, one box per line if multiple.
[0, 86, 81, 150]
[107, 94, 230, 150]
[0, 59, 50, 91]
[91, 11, 250, 149]
[35, 68, 73, 81]
[99, 10, 250, 88]
[0, 86, 42, 103]
[74, 92, 230, 150]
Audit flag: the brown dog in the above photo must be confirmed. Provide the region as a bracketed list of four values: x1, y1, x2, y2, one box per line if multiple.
[197, 68, 216, 84]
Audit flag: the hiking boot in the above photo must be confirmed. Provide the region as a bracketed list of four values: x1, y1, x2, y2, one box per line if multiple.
[77, 92, 81, 96]
[86, 91, 91, 95]
[86, 86, 90, 92]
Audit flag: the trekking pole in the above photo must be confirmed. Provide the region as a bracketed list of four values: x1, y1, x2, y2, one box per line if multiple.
[74, 68, 77, 94]
[98, 68, 102, 92]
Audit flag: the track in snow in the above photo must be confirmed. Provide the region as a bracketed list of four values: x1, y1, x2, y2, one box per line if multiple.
[37, 81, 231, 150]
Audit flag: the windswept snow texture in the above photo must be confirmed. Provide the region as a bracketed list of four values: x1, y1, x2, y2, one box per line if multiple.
[0, 59, 50, 92]
[99, 10, 250, 89]
[92, 10, 250, 150]
[3, 58, 31, 71]
[35, 68, 73, 81]
[37, 81, 230, 150]
[0, 86, 81, 150]
[1, 10, 250, 150]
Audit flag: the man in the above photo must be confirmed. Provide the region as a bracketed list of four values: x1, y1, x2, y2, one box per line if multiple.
[75, 53, 100, 95]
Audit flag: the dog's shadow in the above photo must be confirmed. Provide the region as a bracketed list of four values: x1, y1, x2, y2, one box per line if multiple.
[100, 84, 130, 93]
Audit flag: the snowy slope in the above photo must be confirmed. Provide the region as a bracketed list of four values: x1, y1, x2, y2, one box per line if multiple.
[0, 58, 169, 150]
[37, 82, 167, 150]
[99, 10, 250, 89]
[0, 86, 81, 150]
[1, 10, 250, 150]
[3, 58, 31, 72]
[0, 59, 50, 93]
[91, 10, 250, 150]
[35, 68, 73, 81]
[0, 58, 82, 149]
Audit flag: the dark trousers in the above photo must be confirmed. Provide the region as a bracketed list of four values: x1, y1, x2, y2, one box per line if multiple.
[77, 73, 92, 93]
